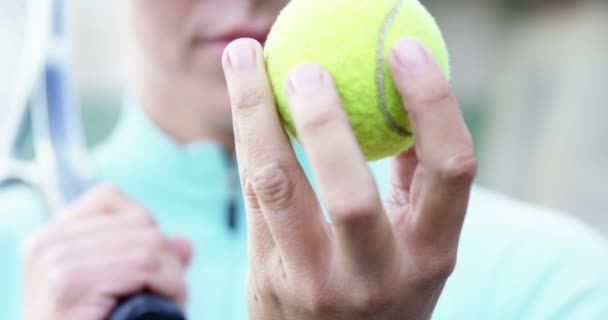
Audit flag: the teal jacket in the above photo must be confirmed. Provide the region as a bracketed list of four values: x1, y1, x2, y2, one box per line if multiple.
[1, 106, 607, 319]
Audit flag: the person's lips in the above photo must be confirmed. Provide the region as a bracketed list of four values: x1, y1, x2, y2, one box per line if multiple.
[201, 29, 270, 56]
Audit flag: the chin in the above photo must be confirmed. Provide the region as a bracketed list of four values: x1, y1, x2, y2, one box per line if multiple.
[200, 93, 234, 127]
[209, 106, 233, 127]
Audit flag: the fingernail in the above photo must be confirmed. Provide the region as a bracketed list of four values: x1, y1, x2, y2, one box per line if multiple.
[226, 40, 257, 73]
[392, 38, 430, 72]
[287, 63, 327, 96]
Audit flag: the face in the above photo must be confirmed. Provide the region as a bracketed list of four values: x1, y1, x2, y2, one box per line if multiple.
[129, 0, 288, 126]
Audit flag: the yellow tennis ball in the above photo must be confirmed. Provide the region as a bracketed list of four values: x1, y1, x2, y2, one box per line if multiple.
[264, 0, 450, 161]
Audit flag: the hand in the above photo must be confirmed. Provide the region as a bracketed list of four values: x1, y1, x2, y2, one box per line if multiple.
[222, 37, 476, 319]
[21, 184, 192, 320]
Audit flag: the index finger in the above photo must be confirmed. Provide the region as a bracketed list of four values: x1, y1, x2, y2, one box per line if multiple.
[388, 38, 477, 247]
[222, 39, 329, 272]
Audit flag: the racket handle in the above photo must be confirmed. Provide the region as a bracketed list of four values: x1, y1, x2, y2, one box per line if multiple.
[108, 293, 186, 320]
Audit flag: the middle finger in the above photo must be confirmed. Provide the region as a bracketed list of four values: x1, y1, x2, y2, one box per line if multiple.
[287, 63, 396, 273]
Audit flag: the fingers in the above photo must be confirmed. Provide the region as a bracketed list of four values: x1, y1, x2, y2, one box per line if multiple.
[390, 148, 419, 198]
[169, 236, 193, 266]
[102, 250, 187, 305]
[22, 184, 191, 308]
[223, 39, 329, 272]
[46, 247, 188, 310]
[388, 38, 476, 246]
[286, 63, 396, 273]
[37, 229, 179, 271]
[59, 183, 138, 218]
[23, 210, 154, 268]
[384, 148, 419, 225]
[24, 218, 190, 307]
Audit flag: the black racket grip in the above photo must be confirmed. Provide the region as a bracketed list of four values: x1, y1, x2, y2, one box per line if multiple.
[108, 293, 185, 320]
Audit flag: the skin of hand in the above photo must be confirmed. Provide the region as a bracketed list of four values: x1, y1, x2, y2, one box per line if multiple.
[222, 37, 476, 319]
[21, 184, 192, 320]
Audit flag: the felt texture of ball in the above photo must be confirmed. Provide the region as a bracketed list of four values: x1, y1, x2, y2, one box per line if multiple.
[264, 0, 450, 161]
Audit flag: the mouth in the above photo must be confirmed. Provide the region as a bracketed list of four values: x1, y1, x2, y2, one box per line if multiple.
[197, 29, 270, 57]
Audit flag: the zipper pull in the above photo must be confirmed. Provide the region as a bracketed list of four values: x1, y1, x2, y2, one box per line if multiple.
[226, 153, 239, 232]
[227, 195, 237, 231]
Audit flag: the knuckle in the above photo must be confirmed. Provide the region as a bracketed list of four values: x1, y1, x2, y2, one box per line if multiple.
[250, 162, 297, 211]
[48, 264, 84, 306]
[268, 252, 288, 282]
[415, 252, 457, 287]
[251, 253, 285, 295]
[232, 86, 266, 111]
[254, 275, 274, 295]
[143, 229, 168, 251]
[133, 249, 162, 273]
[245, 279, 261, 305]
[242, 166, 262, 211]
[433, 253, 457, 279]
[21, 223, 64, 263]
[437, 149, 477, 185]
[349, 285, 394, 314]
[243, 178, 262, 210]
[258, 254, 281, 290]
[300, 282, 334, 315]
[249, 275, 280, 307]
[93, 183, 121, 199]
[308, 298, 334, 316]
[130, 208, 156, 226]
[305, 295, 334, 315]
[328, 190, 380, 227]
[21, 228, 49, 260]
[43, 244, 72, 268]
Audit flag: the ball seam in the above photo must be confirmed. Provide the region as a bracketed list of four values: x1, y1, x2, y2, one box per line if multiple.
[376, 0, 411, 138]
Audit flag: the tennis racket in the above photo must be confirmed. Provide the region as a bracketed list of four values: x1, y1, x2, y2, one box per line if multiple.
[0, 0, 185, 319]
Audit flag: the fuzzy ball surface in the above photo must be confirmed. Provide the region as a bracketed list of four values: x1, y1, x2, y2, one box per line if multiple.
[264, 0, 450, 160]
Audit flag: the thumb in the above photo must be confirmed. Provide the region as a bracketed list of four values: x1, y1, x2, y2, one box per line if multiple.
[169, 235, 193, 266]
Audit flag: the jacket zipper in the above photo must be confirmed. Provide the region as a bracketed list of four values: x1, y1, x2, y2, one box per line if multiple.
[226, 152, 239, 232]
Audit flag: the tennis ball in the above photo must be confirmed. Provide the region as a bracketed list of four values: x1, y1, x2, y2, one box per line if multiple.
[264, 0, 450, 161]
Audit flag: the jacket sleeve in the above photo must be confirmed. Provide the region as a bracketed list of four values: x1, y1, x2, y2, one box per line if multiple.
[0, 185, 47, 320]
[456, 189, 608, 320]
[514, 223, 608, 319]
